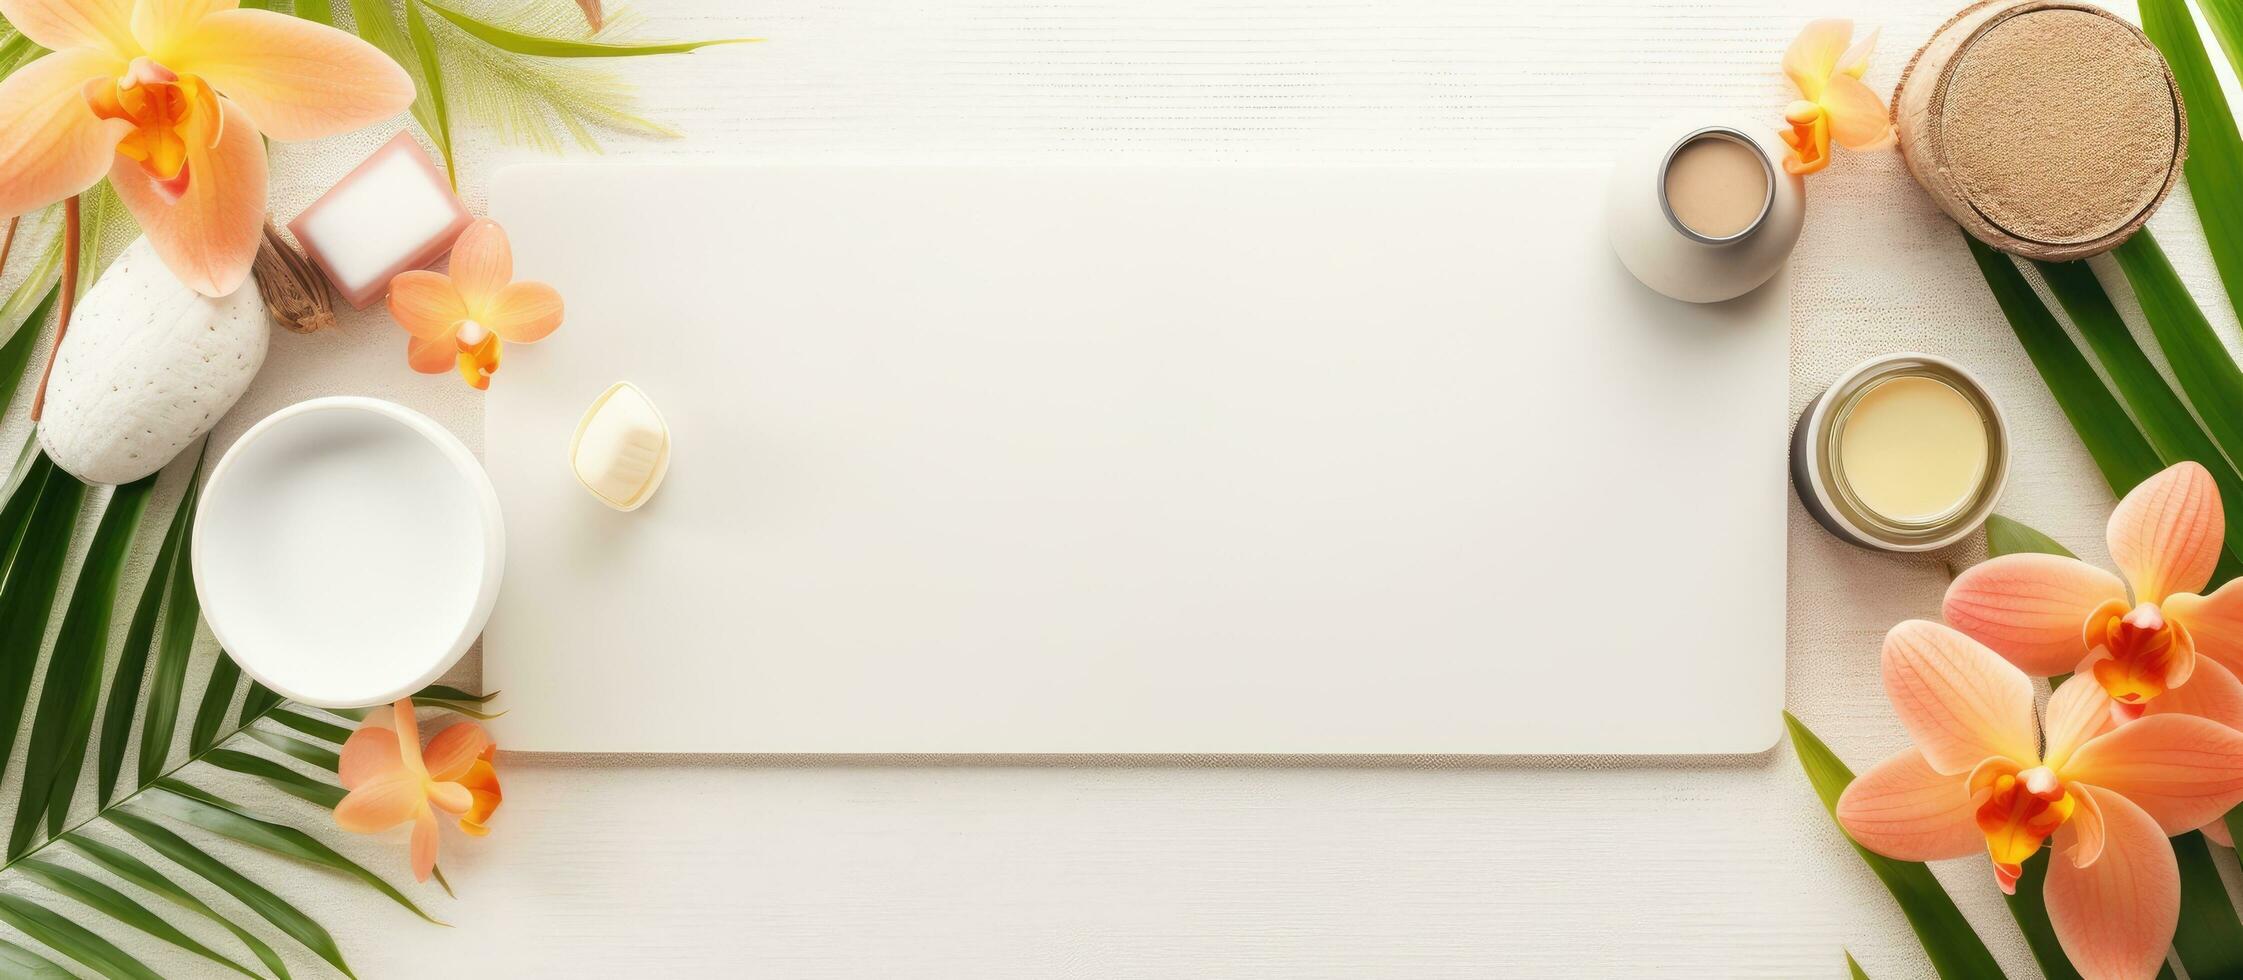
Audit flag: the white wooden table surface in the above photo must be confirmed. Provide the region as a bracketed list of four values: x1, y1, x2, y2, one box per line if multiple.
[13, 0, 2240, 976]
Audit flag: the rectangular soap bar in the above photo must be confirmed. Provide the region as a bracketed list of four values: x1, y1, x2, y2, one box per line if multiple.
[289, 133, 473, 309]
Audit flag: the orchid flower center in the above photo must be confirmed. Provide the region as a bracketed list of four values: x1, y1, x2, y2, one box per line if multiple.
[82, 57, 216, 202]
[452, 320, 501, 391]
[2090, 601, 2183, 706]
[1972, 762, 2075, 894]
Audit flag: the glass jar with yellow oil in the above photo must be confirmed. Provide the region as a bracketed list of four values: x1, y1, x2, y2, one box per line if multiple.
[1793, 353, 2011, 552]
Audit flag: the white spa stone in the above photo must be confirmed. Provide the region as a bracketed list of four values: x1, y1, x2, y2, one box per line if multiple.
[38, 237, 267, 485]
[570, 382, 670, 511]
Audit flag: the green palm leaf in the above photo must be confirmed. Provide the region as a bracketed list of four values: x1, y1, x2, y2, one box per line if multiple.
[204, 750, 348, 808]
[0, 461, 90, 780]
[0, 891, 163, 980]
[106, 807, 357, 978]
[2111, 232, 2243, 478]
[243, 728, 341, 771]
[100, 447, 205, 805]
[144, 781, 442, 924]
[2142, 0, 2243, 322]
[269, 708, 353, 744]
[14, 858, 260, 977]
[350, 0, 457, 181]
[0, 937, 74, 978]
[136, 459, 208, 786]
[416, 0, 757, 57]
[1965, 235, 2164, 497]
[0, 284, 58, 416]
[1983, 514, 2077, 561]
[2172, 831, 2243, 980]
[2035, 259, 2243, 570]
[239, 681, 285, 727]
[190, 654, 243, 755]
[11, 472, 157, 857]
[65, 834, 293, 980]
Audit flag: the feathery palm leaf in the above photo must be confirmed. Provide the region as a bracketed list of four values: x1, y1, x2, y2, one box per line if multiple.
[333, 0, 748, 179]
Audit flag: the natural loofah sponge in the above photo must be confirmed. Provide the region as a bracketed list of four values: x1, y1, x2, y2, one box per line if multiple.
[1896, 0, 2185, 260]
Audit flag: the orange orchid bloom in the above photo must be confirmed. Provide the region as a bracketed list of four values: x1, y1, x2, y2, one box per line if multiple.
[335, 699, 502, 882]
[1947, 463, 2243, 712]
[1777, 19, 1892, 175]
[387, 219, 563, 390]
[0, 0, 413, 295]
[1946, 462, 2243, 843]
[1838, 622, 2243, 980]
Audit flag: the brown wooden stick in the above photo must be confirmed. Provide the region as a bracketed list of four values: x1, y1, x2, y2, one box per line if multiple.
[0, 216, 18, 276]
[30, 197, 79, 423]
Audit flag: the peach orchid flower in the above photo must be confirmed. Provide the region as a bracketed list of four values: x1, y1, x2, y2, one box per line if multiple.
[387, 219, 563, 390]
[335, 699, 502, 882]
[1946, 463, 2243, 717]
[1836, 621, 2243, 980]
[1778, 19, 1892, 175]
[0, 0, 412, 295]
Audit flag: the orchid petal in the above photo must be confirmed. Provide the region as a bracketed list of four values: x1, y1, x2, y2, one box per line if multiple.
[387, 270, 465, 340]
[332, 771, 423, 833]
[0, 0, 136, 59]
[2062, 713, 2243, 834]
[2144, 656, 2243, 731]
[457, 757, 499, 835]
[1945, 553, 2125, 676]
[2044, 674, 2119, 772]
[164, 8, 412, 141]
[422, 722, 490, 783]
[1836, 26, 1879, 78]
[1882, 620, 2040, 774]
[130, 0, 234, 55]
[1822, 72, 1893, 150]
[2207, 818, 2234, 848]
[1783, 19, 1852, 101]
[409, 805, 439, 882]
[2109, 461, 2223, 604]
[2046, 786, 2178, 980]
[425, 780, 471, 815]
[337, 725, 404, 791]
[407, 334, 457, 374]
[2165, 579, 2243, 678]
[1834, 748, 1983, 861]
[106, 94, 262, 296]
[484, 281, 562, 344]
[448, 219, 512, 315]
[389, 698, 425, 776]
[2066, 785, 2107, 869]
[0, 49, 133, 220]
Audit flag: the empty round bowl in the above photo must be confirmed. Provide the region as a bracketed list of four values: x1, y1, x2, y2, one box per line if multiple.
[193, 397, 505, 708]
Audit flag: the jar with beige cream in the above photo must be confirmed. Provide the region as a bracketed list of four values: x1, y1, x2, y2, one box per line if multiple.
[1607, 117, 1807, 303]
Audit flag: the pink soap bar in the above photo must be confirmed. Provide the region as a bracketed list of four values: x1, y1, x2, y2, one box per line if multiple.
[288, 133, 473, 309]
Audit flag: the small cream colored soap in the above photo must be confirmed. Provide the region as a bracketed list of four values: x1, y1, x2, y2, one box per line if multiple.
[571, 382, 671, 511]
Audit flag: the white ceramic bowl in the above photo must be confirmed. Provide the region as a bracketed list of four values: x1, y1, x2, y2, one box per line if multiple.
[193, 397, 505, 708]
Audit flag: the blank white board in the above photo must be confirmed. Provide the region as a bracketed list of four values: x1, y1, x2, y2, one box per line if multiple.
[483, 166, 1787, 754]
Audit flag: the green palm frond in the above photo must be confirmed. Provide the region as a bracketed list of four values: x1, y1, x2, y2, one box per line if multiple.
[0, 188, 492, 980]
[336, 0, 742, 181]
